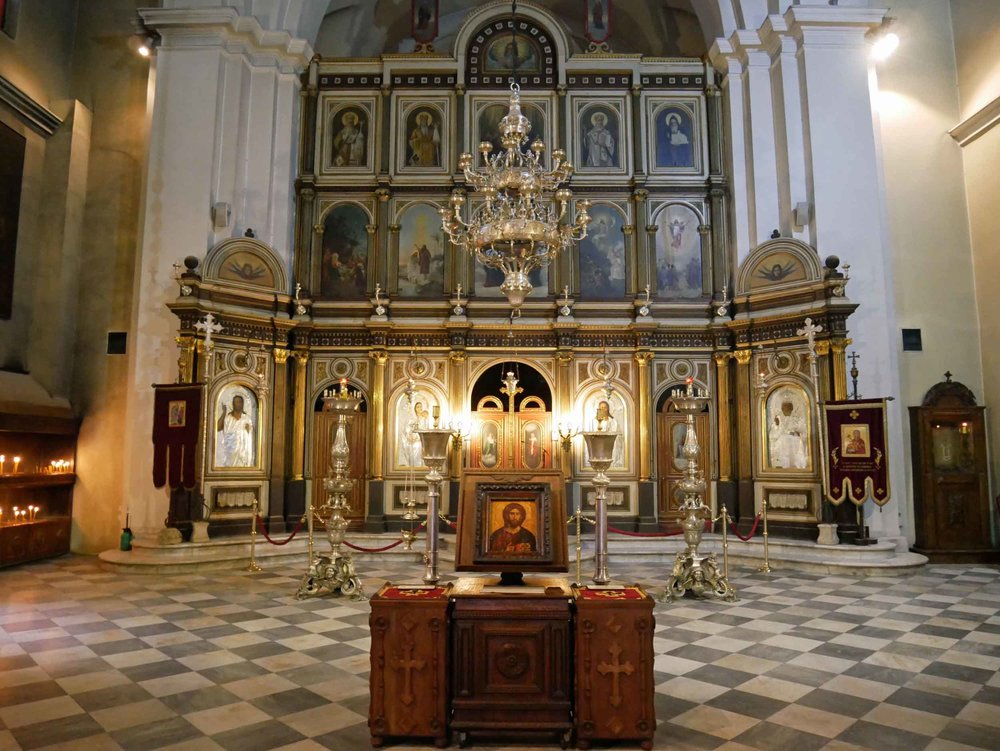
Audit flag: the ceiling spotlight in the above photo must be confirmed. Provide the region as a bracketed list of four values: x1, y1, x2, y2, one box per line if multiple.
[871, 31, 899, 61]
[128, 33, 158, 58]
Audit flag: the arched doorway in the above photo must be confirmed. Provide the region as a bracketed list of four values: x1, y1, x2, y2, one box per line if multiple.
[468, 363, 553, 472]
[656, 386, 709, 526]
[312, 391, 368, 525]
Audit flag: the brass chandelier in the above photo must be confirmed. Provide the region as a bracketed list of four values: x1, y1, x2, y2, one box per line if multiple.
[439, 9, 590, 310]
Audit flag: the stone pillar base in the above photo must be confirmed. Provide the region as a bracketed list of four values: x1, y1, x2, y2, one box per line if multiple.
[817, 522, 840, 546]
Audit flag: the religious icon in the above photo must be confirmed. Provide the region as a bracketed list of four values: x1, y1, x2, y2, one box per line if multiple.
[841, 424, 871, 458]
[411, 0, 438, 44]
[583, 392, 626, 469]
[654, 203, 702, 299]
[168, 401, 186, 428]
[330, 107, 367, 168]
[407, 109, 442, 167]
[480, 422, 500, 468]
[214, 385, 257, 469]
[320, 203, 368, 299]
[765, 385, 811, 471]
[487, 500, 538, 554]
[654, 106, 695, 168]
[483, 34, 541, 74]
[395, 391, 434, 468]
[523, 422, 542, 469]
[584, 0, 612, 44]
[397, 203, 445, 297]
[581, 107, 618, 169]
[578, 204, 626, 298]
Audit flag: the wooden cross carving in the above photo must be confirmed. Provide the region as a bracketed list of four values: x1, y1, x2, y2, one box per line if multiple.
[597, 641, 634, 708]
[389, 639, 426, 707]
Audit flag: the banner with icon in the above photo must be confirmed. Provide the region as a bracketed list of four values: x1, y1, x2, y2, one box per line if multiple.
[823, 399, 891, 506]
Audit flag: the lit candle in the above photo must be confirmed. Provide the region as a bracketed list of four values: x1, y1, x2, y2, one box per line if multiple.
[339, 377, 347, 395]
[0, 508, 3, 525]
[12, 506, 19, 523]
[13, 456, 20, 474]
[0, 454, 5, 474]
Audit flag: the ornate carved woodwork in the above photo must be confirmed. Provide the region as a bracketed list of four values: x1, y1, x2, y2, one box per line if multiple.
[369, 584, 451, 748]
[574, 586, 655, 750]
[910, 377, 995, 561]
[449, 578, 574, 745]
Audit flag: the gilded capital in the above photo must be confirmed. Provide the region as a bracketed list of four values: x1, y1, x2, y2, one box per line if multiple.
[622, 224, 635, 235]
[714, 352, 733, 367]
[449, 351, 468, 364]
[375, 188, 391, 202]
[634, 351, 653, 367]
[632, 189, 648, 202]
[556, 352, 574, 366]
[294, 351, 310, 366]
[831, 338, 852, 353]
[272, 347, 291, 364]
[814, 341, 831, 357]
[645, 224, 658, 234]
[365, 223, 377, 235]
[734, 349, 752, 366]
[370, 350, 388, 365]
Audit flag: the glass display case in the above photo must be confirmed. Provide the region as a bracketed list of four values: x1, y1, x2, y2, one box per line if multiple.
[0, 410, 80, 567]
[909, 374, 996, 561]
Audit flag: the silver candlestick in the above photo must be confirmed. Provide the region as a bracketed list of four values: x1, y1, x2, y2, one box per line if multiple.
[663, 380, 736, 601]
[582, 430, 619, 584]
[297, 381, 364, 599]
[416, 419, 452, 584]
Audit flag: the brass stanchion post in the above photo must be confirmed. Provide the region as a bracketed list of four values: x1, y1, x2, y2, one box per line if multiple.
[246, 498, 263, 573]
[721, 508, 730, 580]
[757, 499, 771, 573]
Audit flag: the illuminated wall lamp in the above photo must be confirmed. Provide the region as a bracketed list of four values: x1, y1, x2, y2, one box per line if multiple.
[868, 18, 898, 61]
[555, 421, 579, 452]
[128, 33, 159, 58]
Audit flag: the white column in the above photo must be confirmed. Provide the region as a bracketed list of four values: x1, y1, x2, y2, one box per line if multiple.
[121, 8, 311, 540]
[762, 15, 810, 243]
[710, 39, 753, 262]
[788, 6, 906, 542]
[738, 31, 782, 247]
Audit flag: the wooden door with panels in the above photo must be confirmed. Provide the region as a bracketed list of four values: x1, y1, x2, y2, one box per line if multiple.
[312, 396, 367, 524]
[656, 400, 709, 527]
[470, 395, 552, 472]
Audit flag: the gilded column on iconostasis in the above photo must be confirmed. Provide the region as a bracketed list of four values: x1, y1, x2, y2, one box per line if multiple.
[365, 222, 379, 296]
[449, 351, 467, 480]
[714, 353, 733, 481]
[733, 349, 753, 478]
[830, 338, 851, 400]
[635, 351, 653, 481]
[295, 188, 315, 290]
[291, 351, 310, 480]
[270, 347, 291, 479]
[814, 340, 832, 403]
[375, 189, 391, 292]
[556, 352, 573, 475]
[369, 350, 387, 479]
[175, 335, 196, 384]
[632, 189, 650, 290]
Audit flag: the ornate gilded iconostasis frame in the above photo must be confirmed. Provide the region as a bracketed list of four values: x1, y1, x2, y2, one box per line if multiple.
[162, 4, 859, 542]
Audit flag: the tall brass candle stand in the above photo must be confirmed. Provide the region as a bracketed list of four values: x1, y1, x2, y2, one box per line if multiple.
[297, 382, 364, 599]
[416, 419, 452, 584]
[582, 431, 619, 584]
[663, 381, 736, 602]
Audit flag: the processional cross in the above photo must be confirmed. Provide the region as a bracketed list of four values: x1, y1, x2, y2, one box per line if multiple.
[500, 371, 522, 414]
[597, 641, 635, 708]
[389, 639, 426, 707]
[797, 317, 823, 359]
[194, 313, 223, 350]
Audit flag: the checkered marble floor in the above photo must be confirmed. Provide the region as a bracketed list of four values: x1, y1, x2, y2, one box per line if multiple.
[1, 557, 998, 751]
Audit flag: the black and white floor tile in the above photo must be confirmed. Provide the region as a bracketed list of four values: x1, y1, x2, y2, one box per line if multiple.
[1, 557, 998, 751]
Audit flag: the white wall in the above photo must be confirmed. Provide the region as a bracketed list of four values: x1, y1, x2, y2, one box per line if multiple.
[876, 0, 984, 542]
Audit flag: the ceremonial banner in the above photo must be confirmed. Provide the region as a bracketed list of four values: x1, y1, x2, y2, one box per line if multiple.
[152, 384, 203, 490]
[823, 399, 891, 506]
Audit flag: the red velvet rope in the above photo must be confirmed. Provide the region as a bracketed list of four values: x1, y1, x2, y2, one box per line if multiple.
[255, 515, 306, 546]
[606, 520, 712, 538]
[342, 521, 427, 553]
[728, 514, 761, 542]
[442, 519, 457, 529]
